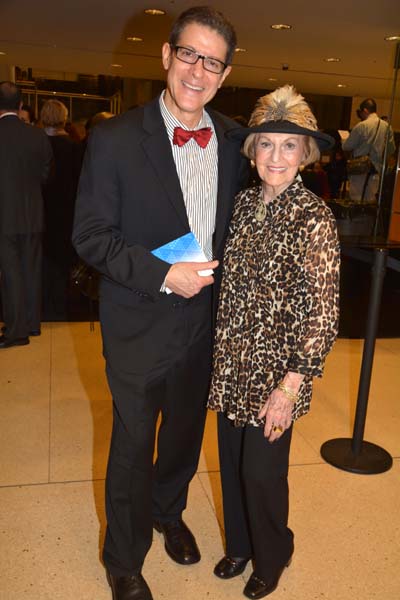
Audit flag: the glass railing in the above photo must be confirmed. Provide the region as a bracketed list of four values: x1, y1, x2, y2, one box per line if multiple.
[19, 84, 122, 122]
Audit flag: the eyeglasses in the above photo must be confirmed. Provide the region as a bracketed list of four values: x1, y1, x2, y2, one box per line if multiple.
[171, 45, 227, 74]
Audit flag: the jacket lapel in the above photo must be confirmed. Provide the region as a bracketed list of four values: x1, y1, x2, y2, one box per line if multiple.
[211, 110, 237, 257]
[141, 98, 189, 230]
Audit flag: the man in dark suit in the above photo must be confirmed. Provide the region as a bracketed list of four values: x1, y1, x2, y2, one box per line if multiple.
[72, 7, 247, 600]
[0, 81, 53, 348]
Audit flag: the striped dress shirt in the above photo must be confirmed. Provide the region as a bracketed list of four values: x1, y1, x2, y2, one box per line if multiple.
[159, 92, 218, 260]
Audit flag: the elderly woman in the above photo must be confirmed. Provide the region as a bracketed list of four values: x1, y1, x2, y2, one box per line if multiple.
[208, 86, 340, 599]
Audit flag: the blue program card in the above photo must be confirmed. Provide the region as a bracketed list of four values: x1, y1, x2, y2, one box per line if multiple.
[152, 233, 213, 294]
[152, 232, 212, 274]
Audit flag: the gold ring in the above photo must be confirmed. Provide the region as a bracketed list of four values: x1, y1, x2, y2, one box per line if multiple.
[272, 425, 284, 433]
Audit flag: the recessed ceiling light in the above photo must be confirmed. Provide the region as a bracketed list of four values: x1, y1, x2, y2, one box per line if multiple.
[385, 35, 400, 41]
[235, 47, 247, 53]
[126, 36, 143, 42]
[268, 78, 278, 81]
[337, 84, 347, 88]
[0, 51, 6, 56]
[144, 8, 166, 16]
[271, 24, 292, 30]
[324, 57, 340, 62]
[111, 63, 122, 68]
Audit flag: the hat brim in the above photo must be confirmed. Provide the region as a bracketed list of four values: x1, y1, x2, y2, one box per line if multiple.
[227, 120, 334, 151]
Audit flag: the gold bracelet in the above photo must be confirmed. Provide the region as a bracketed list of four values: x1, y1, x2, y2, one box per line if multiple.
[277, 383, 298, 403]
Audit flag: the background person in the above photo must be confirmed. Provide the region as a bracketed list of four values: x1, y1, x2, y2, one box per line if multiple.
[85, 110, 115, 133]
[0, 81, 52, 348]
[322, 129, 347, 199]
[80, 110, 115, 156]
[72, 6, 247, 600]
[208, 85, 340, 599]
[19, 103, 35, 124]
[300, 160, 330, 199]
[343, 98, 395, 203]
[40, 99, 81, 319]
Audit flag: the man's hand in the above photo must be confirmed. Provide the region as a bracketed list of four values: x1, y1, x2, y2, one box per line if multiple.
[165, 260, 219, 298]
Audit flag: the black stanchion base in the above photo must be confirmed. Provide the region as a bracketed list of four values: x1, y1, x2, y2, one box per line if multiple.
[320, 438, 393, 474]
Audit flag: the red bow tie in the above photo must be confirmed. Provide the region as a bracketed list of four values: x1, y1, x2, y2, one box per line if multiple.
[173, 126, 212, 148]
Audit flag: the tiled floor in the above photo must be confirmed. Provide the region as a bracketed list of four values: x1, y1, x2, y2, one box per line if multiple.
[1, 323, 399, 600]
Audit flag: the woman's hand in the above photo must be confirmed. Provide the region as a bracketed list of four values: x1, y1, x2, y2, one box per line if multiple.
[258, 372, 304, 442]
[258, 389, 293, 442]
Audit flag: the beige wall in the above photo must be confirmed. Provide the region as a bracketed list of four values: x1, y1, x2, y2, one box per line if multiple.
[0, 64, 15, 82]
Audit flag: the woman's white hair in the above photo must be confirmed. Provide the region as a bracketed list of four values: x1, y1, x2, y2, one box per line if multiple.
[243, 85, 320, 165]
[40, 99, 68, 128]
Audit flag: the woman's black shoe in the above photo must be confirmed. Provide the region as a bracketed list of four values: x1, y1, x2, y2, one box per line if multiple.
[243, 558, 292, 599]
[213, 555, 250, 579]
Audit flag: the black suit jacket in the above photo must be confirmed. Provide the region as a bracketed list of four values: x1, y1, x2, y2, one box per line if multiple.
[42, 134, 82, 264]
[72, 98, 247, 376]
[0, 115, 53, 234]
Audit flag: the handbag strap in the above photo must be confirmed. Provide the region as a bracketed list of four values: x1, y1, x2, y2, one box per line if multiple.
[367, 119, 381, 157]
[360, 119, 382, 203]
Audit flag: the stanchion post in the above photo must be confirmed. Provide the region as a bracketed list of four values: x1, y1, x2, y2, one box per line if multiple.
[320, 246, 393, 474]
[351, 248, 387, 454]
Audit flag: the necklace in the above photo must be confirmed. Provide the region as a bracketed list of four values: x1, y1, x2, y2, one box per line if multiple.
[254, 197, 267, 222]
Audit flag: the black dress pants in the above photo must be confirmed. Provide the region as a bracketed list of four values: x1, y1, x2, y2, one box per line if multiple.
[217, 414, 294, 580]
[102, 297, 212, 577]
[0, 233, 42, 339]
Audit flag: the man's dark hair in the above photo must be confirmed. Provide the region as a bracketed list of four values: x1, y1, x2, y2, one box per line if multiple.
[359, 98, 377, 114]
[169, 5, 237, 66]
[0, 81, 22, 110]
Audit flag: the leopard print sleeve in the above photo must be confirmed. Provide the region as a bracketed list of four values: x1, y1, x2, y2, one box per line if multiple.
[288, 206, 340, 377]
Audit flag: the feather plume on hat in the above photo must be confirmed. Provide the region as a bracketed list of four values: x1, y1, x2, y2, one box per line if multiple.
[227, 84, 334, 153]
[249, 85, 318, 131]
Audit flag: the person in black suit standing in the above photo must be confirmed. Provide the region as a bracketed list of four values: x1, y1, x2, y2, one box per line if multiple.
[72, 6, 247, 600]
[40, 99, 81, 319]
[0, 81, 53, 349]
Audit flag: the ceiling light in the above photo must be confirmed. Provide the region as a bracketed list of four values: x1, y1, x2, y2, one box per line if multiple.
[268, 78, 278, 81]
[270, 24, 292, 30]
[144, 8, 166, 16]
[324, 57, 340, 62]
[111, 63, 122, 68]
[0, 51, 6, 56]
[337, 84, 347, 88]
[126, 36, 143, 42]
[235, 47, 247, 53]
[384, 35, 400, 41]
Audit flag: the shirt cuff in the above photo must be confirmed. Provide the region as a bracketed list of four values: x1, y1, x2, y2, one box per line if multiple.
[160, 278, 172, 294]
[288, 354, 325, 378]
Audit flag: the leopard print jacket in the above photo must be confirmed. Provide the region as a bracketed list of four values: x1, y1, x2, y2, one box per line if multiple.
[208, 180, 340, 427]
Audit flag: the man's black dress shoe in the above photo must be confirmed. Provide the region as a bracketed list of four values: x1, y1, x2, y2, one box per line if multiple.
[243, 559, 292, 599]
[214, 555, 250, 579]
[106, 571, 153, 600]
[0, 335, 30, 349]
[153, 519, 200, 565]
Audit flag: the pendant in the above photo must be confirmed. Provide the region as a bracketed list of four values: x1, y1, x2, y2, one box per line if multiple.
[254, 201, 267, 222]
